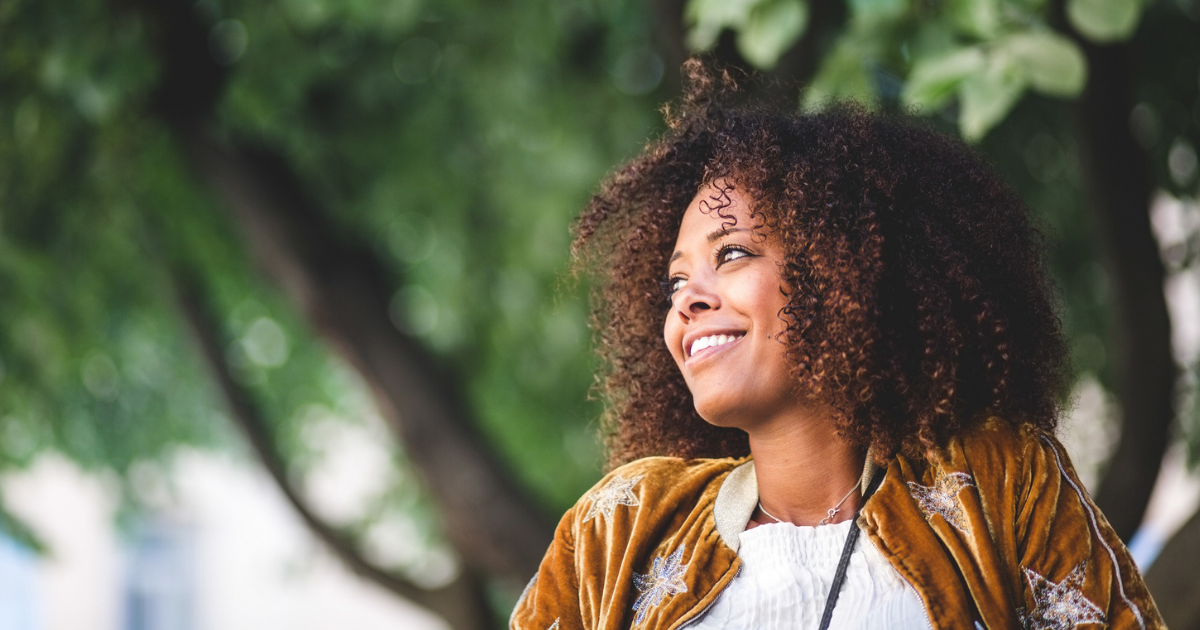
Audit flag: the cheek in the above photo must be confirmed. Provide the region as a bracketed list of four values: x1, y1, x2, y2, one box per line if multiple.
[663, 317, 684, 365]
[735, 277, 790, 333]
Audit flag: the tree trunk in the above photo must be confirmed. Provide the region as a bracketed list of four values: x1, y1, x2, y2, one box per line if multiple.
[174, 131, 555, 583]
[175, 273, 493, 630]
[1145, 509, 1200, 628]
[1074, 39, 1176, 542]
[121, 0, 558, 623]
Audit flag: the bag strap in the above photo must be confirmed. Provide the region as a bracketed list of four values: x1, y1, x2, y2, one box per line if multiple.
[817, 467, 885, 630]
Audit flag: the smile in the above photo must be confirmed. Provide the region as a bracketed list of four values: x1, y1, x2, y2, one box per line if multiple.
[688, 333, 745, 358]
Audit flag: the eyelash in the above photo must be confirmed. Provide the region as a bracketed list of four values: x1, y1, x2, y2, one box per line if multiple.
[717, 244, 751, 264]
[661, 244, 753, 301]
[659, 277, 679, 302]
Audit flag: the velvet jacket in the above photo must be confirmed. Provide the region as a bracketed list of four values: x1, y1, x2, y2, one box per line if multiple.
[510, 418, 1164, 630]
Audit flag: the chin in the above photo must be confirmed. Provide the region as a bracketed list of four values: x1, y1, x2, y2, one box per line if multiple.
[691, 398, 745, 429]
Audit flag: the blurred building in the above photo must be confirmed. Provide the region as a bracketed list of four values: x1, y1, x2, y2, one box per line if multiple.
[0, 453, 445, 630]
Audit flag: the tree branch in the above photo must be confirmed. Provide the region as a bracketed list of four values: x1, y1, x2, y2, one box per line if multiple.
[174, 271, 492, 630]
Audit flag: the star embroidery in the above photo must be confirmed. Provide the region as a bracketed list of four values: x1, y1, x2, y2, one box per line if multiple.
[632, 546, 689, 624]
[546, 620, 560, 630]
[583, 474, 644, 523]
[1020, 563, 1106, 629]
[907, 471, 974, 534]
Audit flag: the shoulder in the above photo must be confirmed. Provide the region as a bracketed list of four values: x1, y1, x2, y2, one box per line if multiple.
[950, 422, 1165, 628]
[925, 416, 1062, 482]
[513, 456, 748, 630]
[911, 416, 1114, 552]
[873, 419, 1164, 628]
[564, 455, 745, 557]
[575, 456, 745, 523]
[955, 415, 1051, 456]
[598, 455, 747, 489]
[895, 416, 1071, 517]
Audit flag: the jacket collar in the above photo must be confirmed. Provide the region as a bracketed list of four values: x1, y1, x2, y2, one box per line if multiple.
[713, 452, 880, 551]
[713, 460, 758, 551]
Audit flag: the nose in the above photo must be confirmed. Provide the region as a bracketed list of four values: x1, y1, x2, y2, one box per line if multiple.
[673, 273, 720, 322]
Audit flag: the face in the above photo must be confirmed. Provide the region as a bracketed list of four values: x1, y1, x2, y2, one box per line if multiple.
[663, 183, 798, 429]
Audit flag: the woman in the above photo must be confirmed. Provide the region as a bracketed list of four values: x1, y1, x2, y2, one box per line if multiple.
[510, 63, 1164, 630]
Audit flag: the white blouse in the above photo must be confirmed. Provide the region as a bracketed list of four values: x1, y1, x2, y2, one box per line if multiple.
[687, 520, 931, 630]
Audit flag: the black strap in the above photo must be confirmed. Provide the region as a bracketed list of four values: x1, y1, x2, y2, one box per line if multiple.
[816, 468, 884, 630]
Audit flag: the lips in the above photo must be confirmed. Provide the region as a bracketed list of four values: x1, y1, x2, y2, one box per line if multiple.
[686, 332, 746, 359]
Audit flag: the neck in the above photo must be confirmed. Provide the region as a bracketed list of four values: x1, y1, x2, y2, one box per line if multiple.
[747, 410, 865, 527]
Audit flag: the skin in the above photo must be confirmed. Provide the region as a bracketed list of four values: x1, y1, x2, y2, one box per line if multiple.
[664, 183, 866, 527]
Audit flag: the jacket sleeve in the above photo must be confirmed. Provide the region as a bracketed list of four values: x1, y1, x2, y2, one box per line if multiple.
[510, 505, 585, 630]
[1014, 433, 1165, 629]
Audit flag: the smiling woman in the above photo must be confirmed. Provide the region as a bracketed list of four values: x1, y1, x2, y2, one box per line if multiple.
[509, 61, 1166, 630]
[664, 185, 796, 432]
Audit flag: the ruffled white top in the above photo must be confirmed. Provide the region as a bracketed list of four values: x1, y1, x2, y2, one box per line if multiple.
[687, 520, 931, 630]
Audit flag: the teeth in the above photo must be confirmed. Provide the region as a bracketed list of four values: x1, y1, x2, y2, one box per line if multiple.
[689, 334, 744, 357]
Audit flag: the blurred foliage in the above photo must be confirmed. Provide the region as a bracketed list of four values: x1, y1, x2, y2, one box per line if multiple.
[1, 0, 1199, 595]
[685, 0, 1142, 139]
[686, 0, 811, 69]
[0, 0, 666, 575]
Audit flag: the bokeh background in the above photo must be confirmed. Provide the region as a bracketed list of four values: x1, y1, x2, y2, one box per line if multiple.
[1, 0, 1199, 628]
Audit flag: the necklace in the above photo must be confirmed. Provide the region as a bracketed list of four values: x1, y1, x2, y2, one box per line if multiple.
[757, 482, 860, 526]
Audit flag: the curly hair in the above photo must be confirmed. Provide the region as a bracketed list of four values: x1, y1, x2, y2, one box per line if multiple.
[574, 61, 1071, 469]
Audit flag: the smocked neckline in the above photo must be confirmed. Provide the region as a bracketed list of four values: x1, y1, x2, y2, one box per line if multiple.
[741, 518, 854, 537]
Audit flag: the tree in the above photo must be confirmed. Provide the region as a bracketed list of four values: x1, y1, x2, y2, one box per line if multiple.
[1, 0, 1198, 628]
[2, 0, 661, 626]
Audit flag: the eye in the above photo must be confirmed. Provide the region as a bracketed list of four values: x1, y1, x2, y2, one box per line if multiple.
[716, 244, 752, 266]
[661, 275, 687, 299]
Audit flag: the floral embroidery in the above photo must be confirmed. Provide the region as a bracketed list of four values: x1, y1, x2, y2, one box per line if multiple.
[632, 546, 689, 624]
[584, 474, 645, 523]
[1020, 563, 1106, 630]
[907, 471, 974, 534]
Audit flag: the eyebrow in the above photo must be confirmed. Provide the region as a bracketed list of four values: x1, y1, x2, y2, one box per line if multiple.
[668, 227, 750, 264]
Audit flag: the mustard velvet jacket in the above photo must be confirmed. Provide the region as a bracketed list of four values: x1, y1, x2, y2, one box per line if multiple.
[510, 418, 1165, 630]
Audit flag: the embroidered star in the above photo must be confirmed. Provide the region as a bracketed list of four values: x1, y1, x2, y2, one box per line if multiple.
[632, 546, 689, 624]
[546, 619, 560, 630]
[1020, 563, 1106, 629]
[907, 471, 974, 534]
[583, 474, 644, 523]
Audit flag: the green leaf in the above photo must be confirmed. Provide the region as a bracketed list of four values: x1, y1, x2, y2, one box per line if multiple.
[902, 46, 986, 109]
[684, 0, 761, 50]
[802, 36, 875, 109]
[958, 48, 1027, 141]
[847, 0, 908, 23]
[736, 0, 809, 69]
[1067, 0, 1145, 43]
[949, 0, 1002, 39]
[1001, 32, 1087, 98]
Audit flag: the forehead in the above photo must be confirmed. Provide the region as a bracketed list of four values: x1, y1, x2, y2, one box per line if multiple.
[675, 184, 760, 243]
